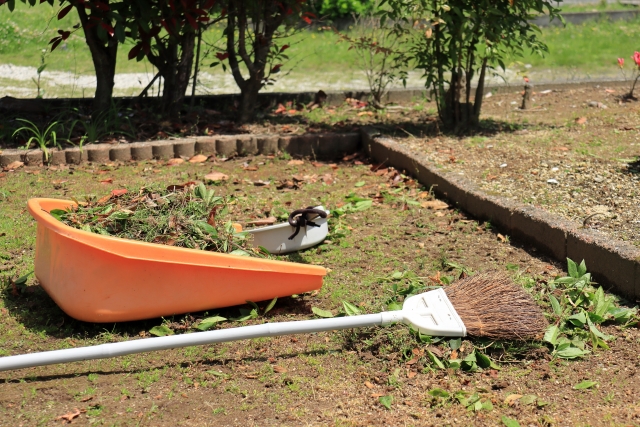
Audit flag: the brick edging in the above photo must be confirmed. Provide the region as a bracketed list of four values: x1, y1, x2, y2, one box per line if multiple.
[0, 132, 361, 167]
[360, 127, 640, 299]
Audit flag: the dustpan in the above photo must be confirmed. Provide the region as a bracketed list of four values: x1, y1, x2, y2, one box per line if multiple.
[246, 206, 329, 254]
[27, 198, 326, 323]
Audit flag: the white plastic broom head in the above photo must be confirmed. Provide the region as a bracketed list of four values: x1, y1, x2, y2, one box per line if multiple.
[390, 288, 467, 337]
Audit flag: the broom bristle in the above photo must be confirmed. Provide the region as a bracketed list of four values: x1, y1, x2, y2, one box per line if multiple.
[444, 272, 547, 340]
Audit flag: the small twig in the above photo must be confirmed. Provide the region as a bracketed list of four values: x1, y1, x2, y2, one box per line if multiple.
[371, 158, 388, 172]
[582, 212, 606, 227]
[138, 72, 161, 98]
[396, 126, 416, 138]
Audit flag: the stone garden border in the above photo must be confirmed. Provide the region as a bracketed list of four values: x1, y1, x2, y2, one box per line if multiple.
[2, 127, 638, 299]
[360, 127, 640, 301]
[0, 132, 361, 167]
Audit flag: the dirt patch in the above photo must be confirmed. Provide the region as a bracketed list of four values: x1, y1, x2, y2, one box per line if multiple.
[388, 86, 640, 247]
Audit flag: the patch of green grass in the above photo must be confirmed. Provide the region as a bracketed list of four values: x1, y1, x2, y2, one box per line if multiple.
[515, 16, 640, 72]
[2, 0, 639, 99]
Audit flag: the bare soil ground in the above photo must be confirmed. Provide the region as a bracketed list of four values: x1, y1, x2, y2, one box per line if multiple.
[0, 150, 639, 426]
[397, 86, 640, 246]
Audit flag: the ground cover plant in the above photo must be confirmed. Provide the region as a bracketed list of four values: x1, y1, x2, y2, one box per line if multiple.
[1, 150, 640, 425]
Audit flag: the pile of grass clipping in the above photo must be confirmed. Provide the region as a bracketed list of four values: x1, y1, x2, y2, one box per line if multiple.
[51, 183, 262, 257]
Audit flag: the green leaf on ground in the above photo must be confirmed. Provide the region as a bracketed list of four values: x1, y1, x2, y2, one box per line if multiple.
[387, 301, 402, 311]
[343, 301, 361, 316]
[263, 297, 277, 315]
[556, 346, 589, 359]
[354, 181, 365, 187]
[567, 258, 578, 278]
[149, 325, 173, 337]
[542, 325, 560, 345]
[549, 294, 562, 316]
[426, 349, 445, 370]
[574, 380, 597, 390]
[501, 416, 521, 427]
[312, 307, 334, 318]
[379, 395, 393, 410]
[519, 394, 537, 405]
[197, 316, 227, 331]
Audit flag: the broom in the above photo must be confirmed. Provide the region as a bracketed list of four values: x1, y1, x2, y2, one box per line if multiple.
[443, 272, 547, 340]
[0, 272, 546, 372]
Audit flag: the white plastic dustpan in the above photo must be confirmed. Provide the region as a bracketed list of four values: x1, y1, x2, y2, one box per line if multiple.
[247, 206, 329, 254]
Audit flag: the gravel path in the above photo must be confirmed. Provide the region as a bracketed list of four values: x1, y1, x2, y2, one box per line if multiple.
[0, 62, 625, 98]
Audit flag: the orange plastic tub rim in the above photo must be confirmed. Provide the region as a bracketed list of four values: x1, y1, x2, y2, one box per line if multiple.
[28, 198, 326, 323]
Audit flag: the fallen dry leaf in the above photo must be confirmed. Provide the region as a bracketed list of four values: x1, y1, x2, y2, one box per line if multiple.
[55, 408, 84, 423]
[204, 171, 229, 182]
[5, 161, 24, 170]
[405, 357, 418, 365]
[166, 158, 185, 166]
[365, 381, 374, 389]
[167, 181, 196, 192]
[246, 217, 277, 226]
[243, 165, 258, 171]
[575, 117, 587, 125]
[276, 180, 296, 190]
[497, 233, 506, 242]
[189, 154, 208, 163]
[421, 200, 448, 210]
[96, 194, 111, 204]
[504, 394, 523, 406]
[111, 189, 128, 197]
[244, 374, 258, 379]
[450, 350, 459, 360]
[371, 393, 385, 398]
[232, 223, 243, 232]
[311, 161, 323, 167]
[273, 366, 287, 373]
[99, 178, 113, 184]
[288, 159, 304, 166]
[407, 371, 417, 379]
[253, 180, 270, 186]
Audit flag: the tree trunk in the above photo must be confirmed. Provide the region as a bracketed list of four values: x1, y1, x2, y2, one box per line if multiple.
[238, 79, 262, 123]
[76, 6, 118, 113]
[148, 31, 196, 118]
[472, 58, 488, 125]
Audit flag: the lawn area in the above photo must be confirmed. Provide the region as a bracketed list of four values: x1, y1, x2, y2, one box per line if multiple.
[1, 2, 640, 98]
[0, 147, 639, 425]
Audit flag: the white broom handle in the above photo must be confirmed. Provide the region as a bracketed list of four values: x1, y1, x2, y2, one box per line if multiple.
[0, 312, 403, 372]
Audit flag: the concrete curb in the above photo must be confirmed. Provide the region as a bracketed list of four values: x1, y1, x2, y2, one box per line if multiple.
[360, 126, 640, 299]
[0, 132, 361, 167]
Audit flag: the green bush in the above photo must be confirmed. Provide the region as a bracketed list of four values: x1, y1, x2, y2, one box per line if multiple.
[317, 0, 374, 19]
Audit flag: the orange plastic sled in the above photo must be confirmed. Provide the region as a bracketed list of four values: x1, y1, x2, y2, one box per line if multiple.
[28, 198, 326, 323]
